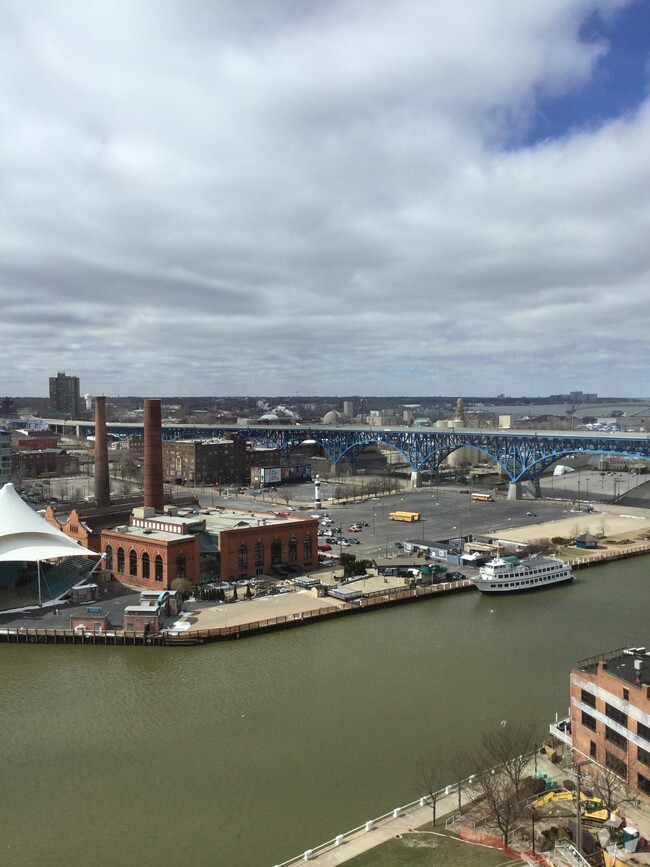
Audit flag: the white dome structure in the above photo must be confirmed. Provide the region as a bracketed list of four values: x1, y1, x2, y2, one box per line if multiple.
[322, 410, 348, 424]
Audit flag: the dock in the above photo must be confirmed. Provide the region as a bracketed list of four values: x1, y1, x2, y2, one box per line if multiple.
[0, 579, 475, 647]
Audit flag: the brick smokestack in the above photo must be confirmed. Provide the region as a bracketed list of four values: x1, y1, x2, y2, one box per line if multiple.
[94, 396, 111, 508]
[144, 398, 164, 512]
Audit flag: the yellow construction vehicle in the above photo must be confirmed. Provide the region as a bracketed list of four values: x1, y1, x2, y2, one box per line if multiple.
[532, 789, 609, 823]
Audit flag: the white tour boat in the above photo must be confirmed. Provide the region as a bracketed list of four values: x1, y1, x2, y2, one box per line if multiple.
[472, 555, 574, 594]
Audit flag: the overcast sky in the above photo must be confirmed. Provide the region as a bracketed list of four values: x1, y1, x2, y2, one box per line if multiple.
[2, 0, 649, 398]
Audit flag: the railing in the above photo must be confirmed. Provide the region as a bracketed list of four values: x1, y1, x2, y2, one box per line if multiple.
[576, 644, 645, 670]
[553, 840, 591, 866]
[568, 542, 650, 569]
[164, 580, 475, 643]
[273, 750, 540, 867]
[0, 627, 157, 645]
[272, 779, 474, 867]
[0, 580, 475, 648]
[549, 717, 572, 747]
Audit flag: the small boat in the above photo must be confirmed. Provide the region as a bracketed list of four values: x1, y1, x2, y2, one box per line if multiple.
[471, 554, 574, 594]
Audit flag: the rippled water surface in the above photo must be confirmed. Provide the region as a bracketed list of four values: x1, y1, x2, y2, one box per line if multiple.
[0, 558, 647, 866]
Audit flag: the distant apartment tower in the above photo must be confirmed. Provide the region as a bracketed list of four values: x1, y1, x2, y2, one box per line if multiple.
[0, 428, 11, 485]
[49, 372, 80, 418]
[343, 400, 356, 419]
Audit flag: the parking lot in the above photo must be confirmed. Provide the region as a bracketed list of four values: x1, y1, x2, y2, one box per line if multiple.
[193, 482, 582, 564]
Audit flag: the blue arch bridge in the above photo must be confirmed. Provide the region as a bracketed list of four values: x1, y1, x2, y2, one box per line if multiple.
[51, 420, 650, 500]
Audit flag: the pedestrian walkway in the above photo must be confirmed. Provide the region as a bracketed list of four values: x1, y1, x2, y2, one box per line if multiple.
[276, 751, 650, 867]
[275, 754, 568, 867]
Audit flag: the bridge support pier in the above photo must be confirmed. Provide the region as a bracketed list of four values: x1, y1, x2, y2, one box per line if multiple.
[410, 471, 421, 489]
[507, 482, 522, 500]
[527, 478, 542, 499]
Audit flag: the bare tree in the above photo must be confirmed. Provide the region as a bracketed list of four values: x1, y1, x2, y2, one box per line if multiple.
[472, 762, 522, 849]
[418, 756, 449, 828]
[585, 762, 630, 812]
[470, 722, 537, 849]
[448, 744, 472, 816]
[479, 721, 536, 796]
[171, 577, 193, 598]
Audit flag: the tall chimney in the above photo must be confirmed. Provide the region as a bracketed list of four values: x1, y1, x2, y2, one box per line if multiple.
[144, 398, 164, 512]
[94, 396, 111, 508]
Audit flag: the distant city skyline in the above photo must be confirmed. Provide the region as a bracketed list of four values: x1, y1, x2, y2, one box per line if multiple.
[1, 1, 649, 397]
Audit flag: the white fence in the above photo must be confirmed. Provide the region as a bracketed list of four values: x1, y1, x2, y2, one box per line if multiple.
[273, 750, 540, 866]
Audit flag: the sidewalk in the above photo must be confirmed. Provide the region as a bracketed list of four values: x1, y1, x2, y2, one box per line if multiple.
[277, 754, 569, 867]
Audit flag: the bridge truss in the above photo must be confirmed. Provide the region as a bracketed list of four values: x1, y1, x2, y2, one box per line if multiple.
[77, 423, 650, 485]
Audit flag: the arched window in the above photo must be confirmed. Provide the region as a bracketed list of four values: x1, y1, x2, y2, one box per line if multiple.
[176, 553, 186, 579]
[237, 545, 248, 570]
[129, 549, 137, 577]
[303, 534, 312, 560]
[271, 538, 281, 566]
[142, 552, 150, 579]
[288, 536, 297, 562]
[254, 541, 264, 569]
[117, 547, 125, 573]
[105, 544, 113, 570]
[155, 555, 163, 583]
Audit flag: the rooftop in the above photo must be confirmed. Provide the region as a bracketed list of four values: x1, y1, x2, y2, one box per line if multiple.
[201, 507, 314, 534]
[105, 525, 195, 543]
[577, 645, 650, 687]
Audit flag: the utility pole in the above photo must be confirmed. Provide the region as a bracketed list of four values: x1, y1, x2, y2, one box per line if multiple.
[574, 760, 590, 856]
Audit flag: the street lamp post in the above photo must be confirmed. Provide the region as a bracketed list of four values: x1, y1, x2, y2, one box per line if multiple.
[531, 806, 536, 854]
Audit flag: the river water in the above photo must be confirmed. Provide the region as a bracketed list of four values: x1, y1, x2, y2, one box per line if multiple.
[1, 557, 647, 866]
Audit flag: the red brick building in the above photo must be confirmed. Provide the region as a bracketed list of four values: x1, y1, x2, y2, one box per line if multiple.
[163, 439, 246, 486]
[14, 436, 58, 450]
[12, 449, 79, 479]
[45, 506, 100, 551]
[567, 647, 650, 796]
[100, 508, 201, 591]
[46, 501, 318, 589]
[207, 509, 318, 581]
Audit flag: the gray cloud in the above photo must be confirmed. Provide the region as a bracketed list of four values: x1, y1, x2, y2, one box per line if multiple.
[1, 0, 648, 397]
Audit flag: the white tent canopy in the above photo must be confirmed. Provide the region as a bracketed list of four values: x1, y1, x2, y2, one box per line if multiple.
[0, 483, 95, 562]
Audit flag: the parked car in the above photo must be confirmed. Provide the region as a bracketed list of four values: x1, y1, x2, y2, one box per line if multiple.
[347, 525, 362, 532]
[319, 558, 333, 566]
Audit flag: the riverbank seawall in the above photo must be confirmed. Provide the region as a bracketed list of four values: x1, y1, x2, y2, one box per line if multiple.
[2, 540, 649, 649]
[0, 578, 474, 647]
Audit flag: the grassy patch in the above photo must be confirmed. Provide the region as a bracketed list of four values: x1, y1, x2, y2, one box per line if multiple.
[344, 829, 520, 866]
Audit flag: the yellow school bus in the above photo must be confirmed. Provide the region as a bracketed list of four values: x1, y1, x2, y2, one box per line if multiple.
[389, 510, 421, 522]
[470, 493, 493, 502]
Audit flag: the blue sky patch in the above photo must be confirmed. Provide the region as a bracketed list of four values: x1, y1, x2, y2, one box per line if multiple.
[525, 1, 650, 145]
